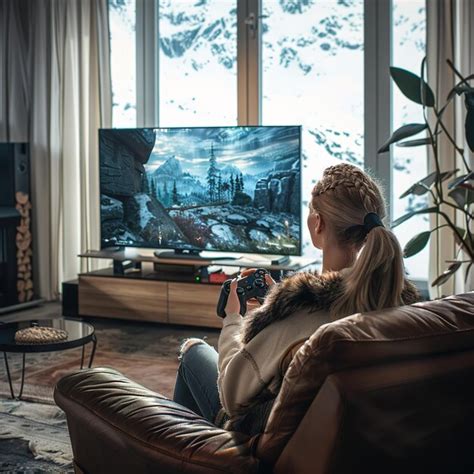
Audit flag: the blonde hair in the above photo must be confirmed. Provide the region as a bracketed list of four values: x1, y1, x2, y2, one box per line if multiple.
[311, 163, 405, 319]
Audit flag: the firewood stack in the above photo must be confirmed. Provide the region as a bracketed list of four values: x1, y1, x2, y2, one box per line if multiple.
[15, 191, 34, 303]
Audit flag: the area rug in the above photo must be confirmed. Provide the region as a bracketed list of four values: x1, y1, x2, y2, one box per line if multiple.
[0, 317, 219, 403]
[0, 316, 219, 471]
[0, 398, 73, 472]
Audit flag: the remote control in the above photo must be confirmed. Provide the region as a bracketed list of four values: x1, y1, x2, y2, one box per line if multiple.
[216, 268, 270, 318]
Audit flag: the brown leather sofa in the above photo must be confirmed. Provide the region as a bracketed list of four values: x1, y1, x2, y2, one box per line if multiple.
[54, 292, 474, 474]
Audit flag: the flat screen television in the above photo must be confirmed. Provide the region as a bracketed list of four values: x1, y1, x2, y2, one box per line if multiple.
[99, 126, 302, 257]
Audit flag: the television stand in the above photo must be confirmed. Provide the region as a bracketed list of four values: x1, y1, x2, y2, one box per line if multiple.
[76, 250, 319, 328]
[269, 255, 290, 265]
[155, 250, 237, 262]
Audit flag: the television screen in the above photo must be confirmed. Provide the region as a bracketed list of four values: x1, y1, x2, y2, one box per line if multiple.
[99, 126, 301, 255]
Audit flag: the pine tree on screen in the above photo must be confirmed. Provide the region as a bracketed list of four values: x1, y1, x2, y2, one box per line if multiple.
[207, 144, 218, 202]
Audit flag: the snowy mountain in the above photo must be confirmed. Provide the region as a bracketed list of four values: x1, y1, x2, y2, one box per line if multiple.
[154, 156, 183, 178]
[219, 164, 241, 176]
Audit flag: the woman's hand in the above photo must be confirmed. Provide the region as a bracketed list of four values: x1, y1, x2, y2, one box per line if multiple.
[240, 268, 277, 288]
[238, 268, 277, 312]
[224, 278, 242, 315]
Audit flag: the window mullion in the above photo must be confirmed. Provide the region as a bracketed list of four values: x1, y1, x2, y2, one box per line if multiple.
[364, 0, 392, 221]
[238, 0, 261, 126]
[136, 0, 158, 127]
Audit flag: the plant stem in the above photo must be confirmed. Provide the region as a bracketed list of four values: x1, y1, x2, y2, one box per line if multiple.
[466, 214, 473, 253]
[428, 187, 439, 205]
[420, 57, 443, 201]
[440, 198, 474, 219]
[439, 210, 474, 260]
[446, 59, 472, 88]
[434, 108, 472, 173]
[423, 106, 443, 200]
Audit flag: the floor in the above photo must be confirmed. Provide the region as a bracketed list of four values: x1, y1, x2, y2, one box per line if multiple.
[1, 300, 63, 323]
[0, 300, 219, 471]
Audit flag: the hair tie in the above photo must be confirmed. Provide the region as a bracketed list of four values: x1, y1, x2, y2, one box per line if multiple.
[364, 212, 384, 233]
[344, 212, 384, 240]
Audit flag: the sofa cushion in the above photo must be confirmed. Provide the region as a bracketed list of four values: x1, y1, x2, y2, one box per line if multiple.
[257, 292, 474, 464]
[55, 368, 260, 474]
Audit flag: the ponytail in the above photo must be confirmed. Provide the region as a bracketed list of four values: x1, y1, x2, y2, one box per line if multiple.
[312, 163, 406, 320]
[330, 226, 404, 319]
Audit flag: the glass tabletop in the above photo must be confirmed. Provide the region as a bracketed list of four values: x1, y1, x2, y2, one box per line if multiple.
[0, 319, 95, 352]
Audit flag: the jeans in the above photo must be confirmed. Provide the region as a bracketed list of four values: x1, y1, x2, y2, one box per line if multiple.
[173, 341, 222, 423]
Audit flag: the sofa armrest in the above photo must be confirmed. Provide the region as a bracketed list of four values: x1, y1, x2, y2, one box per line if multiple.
[54, 368, 260, 474]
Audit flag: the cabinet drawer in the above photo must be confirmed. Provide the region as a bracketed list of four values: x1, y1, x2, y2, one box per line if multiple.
[168, 283, 222, 328]
[79, 276, 168, 322]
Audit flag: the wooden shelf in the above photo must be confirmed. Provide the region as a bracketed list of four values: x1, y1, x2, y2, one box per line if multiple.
[78, 272, 222, 328]
[77, 251, 319, 328]
[79, 249, 318, 271]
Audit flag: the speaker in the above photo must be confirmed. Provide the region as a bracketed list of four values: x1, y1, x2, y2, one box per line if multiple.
[0, 143, 30, 206]
[62, 279, 79, 317]
[0, 143, 33, 306]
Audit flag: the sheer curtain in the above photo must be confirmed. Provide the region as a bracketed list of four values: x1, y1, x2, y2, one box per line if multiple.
[427, 0, 474, 296]
[1, 0, 112, 300]
[0, 0, 29, 143]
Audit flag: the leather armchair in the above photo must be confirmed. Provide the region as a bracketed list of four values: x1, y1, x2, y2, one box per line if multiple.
[55, 293, 474, 474]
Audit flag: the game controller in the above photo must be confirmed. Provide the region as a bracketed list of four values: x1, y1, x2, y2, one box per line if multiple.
[216, 268, 270, 318]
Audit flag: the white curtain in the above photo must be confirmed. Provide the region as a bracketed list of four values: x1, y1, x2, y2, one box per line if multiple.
[0, 0, 112, 300]
[427, 0, 474, 297]
[0, 0, 29, 142]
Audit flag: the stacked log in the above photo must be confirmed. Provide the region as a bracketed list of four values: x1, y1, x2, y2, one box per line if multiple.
[15, 192, 34, 303]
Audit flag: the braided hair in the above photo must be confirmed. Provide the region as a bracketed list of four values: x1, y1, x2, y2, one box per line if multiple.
[311, 163, 405, 319]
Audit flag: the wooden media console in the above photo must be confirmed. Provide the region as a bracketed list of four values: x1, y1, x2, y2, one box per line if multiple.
[77, 250, 318, 328]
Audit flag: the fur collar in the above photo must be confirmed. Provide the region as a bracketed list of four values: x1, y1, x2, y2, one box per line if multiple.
[242, 271, 421, 344]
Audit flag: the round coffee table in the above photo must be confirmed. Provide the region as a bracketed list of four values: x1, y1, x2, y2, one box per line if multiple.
[0, 319, 97, 399]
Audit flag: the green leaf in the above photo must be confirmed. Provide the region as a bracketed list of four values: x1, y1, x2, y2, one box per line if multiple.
[397, 137, 433, 147]
[446, 83, 474, 102]
[378, 123, 427, 153]
[399, 182, 430, 199]
[391, 206, 439, 228]
[448, 171, 474, 190]
[431, 261, 463, 287]
[404, 231, 431, 258]
[438, 169, 459, 183]
[453, 226, 473, 254]
[465, 96, 474, 152]
[399, 170, 458, 199]
[448, 186, 474, 208]
[466, 262, 473, 285]
[390, 67, 435, 107]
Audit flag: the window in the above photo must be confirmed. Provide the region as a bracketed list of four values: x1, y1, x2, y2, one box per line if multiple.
[392, 0, 427, 280]
[158, 1, 237, 126]
[108, 0, 428, 280]
[261, 0, 364, 258]
[109, 0, 136, 127]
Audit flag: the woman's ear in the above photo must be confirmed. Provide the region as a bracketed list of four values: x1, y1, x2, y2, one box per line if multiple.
[315, 212, 325, 234]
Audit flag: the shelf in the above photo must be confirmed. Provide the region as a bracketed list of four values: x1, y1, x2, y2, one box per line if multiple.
[78, 249, 319, 271]
[76, 250, 320, 328]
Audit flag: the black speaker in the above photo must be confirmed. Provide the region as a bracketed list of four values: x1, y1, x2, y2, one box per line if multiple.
[0, 143, 33, 307]
[62, 279, 79, 317]
[0, 143, 30, 206]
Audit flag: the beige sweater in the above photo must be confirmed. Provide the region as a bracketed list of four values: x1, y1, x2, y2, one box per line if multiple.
[216, 270, 421, 423]
[217, 308, 330, 417]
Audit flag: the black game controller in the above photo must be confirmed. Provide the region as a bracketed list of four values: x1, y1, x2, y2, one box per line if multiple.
[216, 268, 270, 318]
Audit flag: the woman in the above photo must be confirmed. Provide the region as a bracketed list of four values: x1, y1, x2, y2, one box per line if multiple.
[173, 163, 421, 434]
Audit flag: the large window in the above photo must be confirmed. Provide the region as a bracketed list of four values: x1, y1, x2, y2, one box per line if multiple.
[392, 0, 427, 280]
[108, 0, 428, 280]
[109, 0, 136, 127]
[261, 0, 364, 258]
[158, 1, 237, 126]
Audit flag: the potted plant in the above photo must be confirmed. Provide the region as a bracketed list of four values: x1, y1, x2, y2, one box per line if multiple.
[378, 58, 473, 288]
